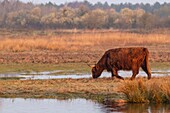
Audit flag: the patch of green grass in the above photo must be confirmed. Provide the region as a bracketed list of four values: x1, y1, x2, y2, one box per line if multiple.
[0, 62, 168, 75]
[50, 63, 90, 75]
[0, 63, 58, 73]
[150, 62, 170, 70]
[0, 63, 90, 75]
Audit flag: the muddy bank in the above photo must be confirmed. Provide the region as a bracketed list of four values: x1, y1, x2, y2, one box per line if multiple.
[0, 51, 169, 64]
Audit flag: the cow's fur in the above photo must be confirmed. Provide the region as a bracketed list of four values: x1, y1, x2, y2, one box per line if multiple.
[91, 47, 151, 80]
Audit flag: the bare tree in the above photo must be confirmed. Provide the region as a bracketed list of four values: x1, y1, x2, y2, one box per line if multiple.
[81, 9, 107, 29]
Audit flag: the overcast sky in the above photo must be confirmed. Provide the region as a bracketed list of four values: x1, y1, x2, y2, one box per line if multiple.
[21, 0, 170, 5]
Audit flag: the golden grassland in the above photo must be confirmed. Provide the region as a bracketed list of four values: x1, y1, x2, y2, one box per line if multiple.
[0, 77, 170, 103]
[0, 30, 169, 52]
[0, 29, 169, 64]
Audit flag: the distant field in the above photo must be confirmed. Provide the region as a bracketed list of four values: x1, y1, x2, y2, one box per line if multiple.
[0, 29, 170, 52]
[0, 29, 169, 63]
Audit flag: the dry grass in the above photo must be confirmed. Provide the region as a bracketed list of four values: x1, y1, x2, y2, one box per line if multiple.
[0, 37, 93, 52]
[120, 77, 170, 103]
[0, 30, 169, 52]
[0, 78, 120, 94]
[1, 77, 170, 103]
[0, 78, 122, 99]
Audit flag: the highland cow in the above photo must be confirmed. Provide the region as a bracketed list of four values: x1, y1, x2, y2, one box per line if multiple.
[91, 47, 151, 80]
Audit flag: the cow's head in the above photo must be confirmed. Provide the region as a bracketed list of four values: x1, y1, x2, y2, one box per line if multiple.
[91, 65, 102, 79]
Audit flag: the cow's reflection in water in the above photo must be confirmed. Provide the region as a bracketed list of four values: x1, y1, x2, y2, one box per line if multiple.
[103, 102, 170, 113]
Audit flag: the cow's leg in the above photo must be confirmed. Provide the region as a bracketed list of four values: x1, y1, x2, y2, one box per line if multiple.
[131, 60, 139, 80]
[141, 63, 151, 80]
[131, 69, 139, 80]
[111, 69, 116, 78]
[112, 68, 124, 80]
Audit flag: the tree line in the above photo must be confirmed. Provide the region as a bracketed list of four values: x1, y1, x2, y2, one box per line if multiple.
[0, 0, 170, 29]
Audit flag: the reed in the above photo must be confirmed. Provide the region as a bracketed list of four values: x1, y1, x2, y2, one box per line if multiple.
[0, 30, 169, 52]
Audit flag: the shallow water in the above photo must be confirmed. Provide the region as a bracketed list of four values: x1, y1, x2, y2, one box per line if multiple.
[0, 98, 103, 113]
[22, 70, 170, 80]
[0, 70, 170, 80]
[0, 98, 170, 113]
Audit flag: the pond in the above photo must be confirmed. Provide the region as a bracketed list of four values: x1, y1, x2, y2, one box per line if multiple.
[0, 70, 170, 80]
[0, 98, 170, 113]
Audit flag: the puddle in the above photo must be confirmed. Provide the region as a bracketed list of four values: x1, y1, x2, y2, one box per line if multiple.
[0, 70, 170, 80]
[0, 98, 170, 113]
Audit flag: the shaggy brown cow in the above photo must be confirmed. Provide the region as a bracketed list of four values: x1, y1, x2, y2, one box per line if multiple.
[91, 47, 151, 80]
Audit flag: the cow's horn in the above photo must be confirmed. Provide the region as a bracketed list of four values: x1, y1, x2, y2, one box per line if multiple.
[87, 64, 95, 68]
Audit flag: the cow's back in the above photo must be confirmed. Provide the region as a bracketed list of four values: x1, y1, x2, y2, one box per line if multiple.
[106, 47, 147, 70]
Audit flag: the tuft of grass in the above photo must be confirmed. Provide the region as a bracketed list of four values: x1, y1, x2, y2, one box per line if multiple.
[120, 79, 149, 103]
[148, 80, 170, 103]
[120, 77, 170, 103]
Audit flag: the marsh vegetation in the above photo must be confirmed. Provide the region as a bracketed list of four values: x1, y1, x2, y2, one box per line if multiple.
[0, 1, 170, 113]
[0, 29, 169, 104]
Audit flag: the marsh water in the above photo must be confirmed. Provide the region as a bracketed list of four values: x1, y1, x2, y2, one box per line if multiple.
[0, 98, 170, 113]
[1, 70, 170, 113]
[0, 70, 170, 80]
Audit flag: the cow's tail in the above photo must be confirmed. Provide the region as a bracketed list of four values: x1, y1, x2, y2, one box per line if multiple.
[144, 48, 151, 79]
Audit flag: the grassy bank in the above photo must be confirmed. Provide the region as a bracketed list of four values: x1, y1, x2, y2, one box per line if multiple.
[0, 77, 170, 103]
[0, 78, 122, 102]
